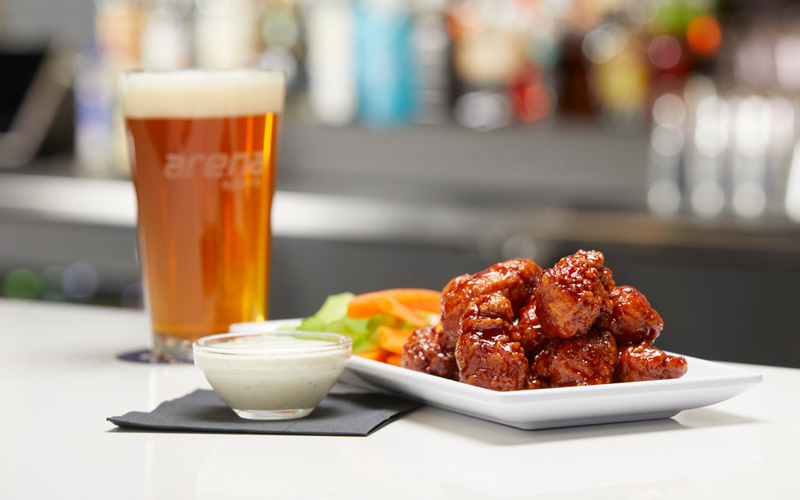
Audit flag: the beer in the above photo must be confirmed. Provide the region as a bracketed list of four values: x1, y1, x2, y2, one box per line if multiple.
[120, 70, 286, 362]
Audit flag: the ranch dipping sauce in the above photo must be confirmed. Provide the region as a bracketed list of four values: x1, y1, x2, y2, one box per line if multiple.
[194, 332, 352, 420]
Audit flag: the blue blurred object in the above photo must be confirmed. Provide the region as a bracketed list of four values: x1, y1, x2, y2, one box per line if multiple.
[354, 0, 416, 126]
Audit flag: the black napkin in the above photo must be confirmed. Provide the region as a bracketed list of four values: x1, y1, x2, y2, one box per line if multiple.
[108, 389, 422, 436]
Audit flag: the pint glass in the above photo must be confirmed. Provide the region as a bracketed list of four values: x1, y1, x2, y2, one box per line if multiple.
[119, 69, 286, 362]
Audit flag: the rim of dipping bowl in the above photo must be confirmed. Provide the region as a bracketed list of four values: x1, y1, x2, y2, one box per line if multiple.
[193, 331, 353, 357]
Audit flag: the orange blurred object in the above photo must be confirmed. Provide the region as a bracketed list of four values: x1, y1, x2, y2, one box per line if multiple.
[377, 326, 414, 355]
[378, 297, 429, 327]
[347, 288, 441, 319]
[686, 14, 722, 57]
[386, 354, 403, 366]
[357, 348, 391, 363]
[446, 4, 482, 43]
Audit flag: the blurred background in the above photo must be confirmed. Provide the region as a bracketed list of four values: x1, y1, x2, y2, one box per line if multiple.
[1, 0, 799, 367]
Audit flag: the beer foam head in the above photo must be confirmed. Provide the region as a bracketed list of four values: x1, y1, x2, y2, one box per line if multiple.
[120, 70, 286, 119]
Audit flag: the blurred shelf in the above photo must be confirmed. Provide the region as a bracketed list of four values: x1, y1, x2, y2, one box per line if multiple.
[276, 119, 652, 212]
[3, 115, 798, 255]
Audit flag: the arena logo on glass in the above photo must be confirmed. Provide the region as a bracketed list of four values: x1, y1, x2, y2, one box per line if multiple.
[163, 152, 265, 190]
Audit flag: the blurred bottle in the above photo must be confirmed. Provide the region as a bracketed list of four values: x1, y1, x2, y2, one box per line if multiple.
[647, 92, 686, 216]
[450, 0, 526, 90]
[258, 0, 302, 88]
[304, 0, 357, 125]
[556, 31, 594, 118]
[555, 0, 603, 118]
[509, 2, 559, 125]
[412, 0, 451, 124]
[765, 95, 796, 218]
[508, 64, 554, 124]
[354, 0, 417, 126]
[729, 93, 769, 219]
[195, 0, 259, 69]
[94, 0, 147, 71]
[140, 0, 194, 69]
[686, 84, 728, 218]
[74, 43, 115, 176]
[448, 0, 527, 130]
[584, 22, 651, 129]
[75, 0, 148, 176]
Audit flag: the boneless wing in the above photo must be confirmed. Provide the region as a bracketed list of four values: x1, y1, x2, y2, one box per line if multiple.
[534, 250, 615, 339]
[440, 259, 543, 351]
[514, 297, 548, 357]
[595, 285, 663, 346]
[614, 343, 688, 382]
[531, 329, 618, 387]
[399, 249, 688, 392]
[456, 293, 529, 391]
[400, 324, 458, 380]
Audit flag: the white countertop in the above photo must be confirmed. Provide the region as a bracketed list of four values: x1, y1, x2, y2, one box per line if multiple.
[1, 298, 798, 499]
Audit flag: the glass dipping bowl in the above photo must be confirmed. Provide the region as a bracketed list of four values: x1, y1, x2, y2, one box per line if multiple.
[193, 331, 352, 420]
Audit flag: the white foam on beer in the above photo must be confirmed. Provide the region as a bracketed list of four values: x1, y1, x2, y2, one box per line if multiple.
[120, 70, 286, 119]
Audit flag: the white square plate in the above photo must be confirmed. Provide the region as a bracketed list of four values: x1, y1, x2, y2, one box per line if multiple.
[231, 319, 762, 430]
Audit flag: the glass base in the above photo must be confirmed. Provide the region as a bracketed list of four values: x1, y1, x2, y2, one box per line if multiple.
[152, 333, 195, 364]
[233, 408, 315, 420]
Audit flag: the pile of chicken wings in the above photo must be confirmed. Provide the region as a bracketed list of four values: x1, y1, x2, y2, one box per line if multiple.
[401, 250, 688, 391]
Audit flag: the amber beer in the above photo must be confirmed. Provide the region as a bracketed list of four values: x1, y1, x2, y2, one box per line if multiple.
[120, 70, 286, 362]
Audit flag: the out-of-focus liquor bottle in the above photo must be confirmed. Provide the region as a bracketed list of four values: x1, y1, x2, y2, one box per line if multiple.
[305, 0, 357, 126]
[448, 0, 527, 130]
[354, 0, 417, 126]
[647, 91, 688, 216]
[194, 0, 259, 69]
[74, 43, 115, 176]
[140, 0, 194, 69]
[257, 0, 302, 89]
[76, 0, 149, 177]
[556, 32, 594, 118]
[412, 0, 451, 125]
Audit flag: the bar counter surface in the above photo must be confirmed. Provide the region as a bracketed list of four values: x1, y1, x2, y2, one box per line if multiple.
[1, 298, 798, 499]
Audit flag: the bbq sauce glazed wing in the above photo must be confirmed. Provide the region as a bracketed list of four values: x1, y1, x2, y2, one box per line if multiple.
[614, 343, 688, 382]
[595, 285, 663, 346]
[514, 298, 548, 357]
[400, 324, 458, 380]
[400, 249, 687, 391]
[440, 259, 543, 351]
[456, 293, 530, 391]
[531, 329, 618, 387]
[534, 250, 614, 339]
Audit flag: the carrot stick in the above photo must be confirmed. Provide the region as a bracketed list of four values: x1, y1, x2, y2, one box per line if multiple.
[377, 297, 428, 327]
[378, 326, 414, 355]
[356, 348, 391, 363]
[347, 288, 441, 319]
[386, 353, 403, 366]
